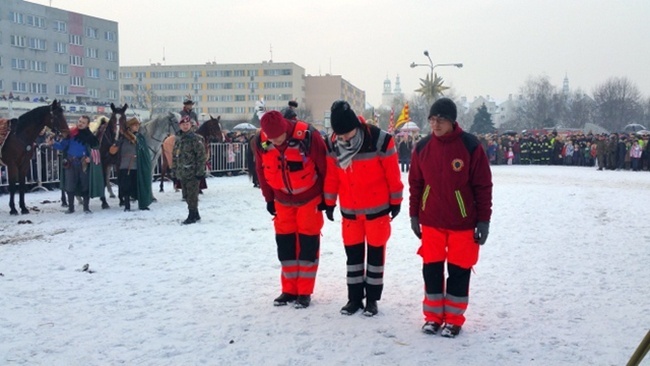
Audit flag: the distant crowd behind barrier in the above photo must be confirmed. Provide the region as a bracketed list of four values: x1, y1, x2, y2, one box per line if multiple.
[479, 131, 650, 171]
[0, 142, 250, 191]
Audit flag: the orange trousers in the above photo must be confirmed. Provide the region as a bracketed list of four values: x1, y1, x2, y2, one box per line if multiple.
[273, 196, 324, 296]
[418, 225, 479, 327]
[341, 215, 391, 301]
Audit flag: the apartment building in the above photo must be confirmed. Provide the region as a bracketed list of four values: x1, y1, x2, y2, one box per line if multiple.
[119, 62, 306, 123]
[0, 0, 120, 103]
[304, 74, 366, 128]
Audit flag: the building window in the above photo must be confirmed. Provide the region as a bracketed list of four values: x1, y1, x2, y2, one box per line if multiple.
[54, 85, 68, 95]
[85, 27, 98, 39]
[104, 31, 117, 42]
[264, 69, 292, 76]
[87, 68, 100, 79]
[29, 83, 47, 94]
[55, 63, 68, 75]
[105, 50, 117, 62]
[12, 82, 27, 92]
[191, 83, 202, 90]
[234, 95, 246, 102]
[70, 56, 83, 66]
[26, 15, 45, 28]
[107, 89, 118, 99]
[121, 72, 133, 79]
[70, 76, 84, 87]
[55, 85, 68, 95]
[11, 58, 27, 70]
[29, 60, 47, 72]
[11, 12, 24, 24]
[85, 47, 99, 58]
[53, 20, 67, 33]
[10, 35, 26, 48]
[192, 71, 202, 78]
[106, 70, 117, 80]
[69, 34, 83, 46]
[54, 42, 67, 54]
[247, 70, 258, 77]
[0, 80, 4, 91]
[88, 88, 99, 98]
[135, 72, 146, 79]
[28, 37, 47, 50]
[234, 70, 245, 77]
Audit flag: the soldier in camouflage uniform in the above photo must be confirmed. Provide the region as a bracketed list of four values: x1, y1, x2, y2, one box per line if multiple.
[172, 115, 206, 224]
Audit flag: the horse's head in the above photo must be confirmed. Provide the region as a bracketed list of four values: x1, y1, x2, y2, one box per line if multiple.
[48, 99, 70, 138]
[200, 114, 224, 142]
[109, 103, 128, 133]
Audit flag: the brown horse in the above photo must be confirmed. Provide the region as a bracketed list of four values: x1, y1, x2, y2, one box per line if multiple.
[2, 100, 69, 215]
[159, 115, 223, 192]
[96, 103, 128, 207]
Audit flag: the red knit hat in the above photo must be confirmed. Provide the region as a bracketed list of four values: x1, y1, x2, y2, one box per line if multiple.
[261, 110, 291, 139]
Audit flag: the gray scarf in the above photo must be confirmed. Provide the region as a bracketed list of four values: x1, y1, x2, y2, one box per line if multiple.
[335, 128, 363, 169]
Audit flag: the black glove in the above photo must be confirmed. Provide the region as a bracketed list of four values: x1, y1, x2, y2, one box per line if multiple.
[410, 217, 421, 239]
[317, 201, 327, 211]
[324, 205, 335, 221]
[474, 221, 490, 245]
[389, 204, 401, 220]
[266, 201, 276, 216]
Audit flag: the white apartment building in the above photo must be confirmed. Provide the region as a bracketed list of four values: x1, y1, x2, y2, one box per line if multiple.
[119, 62, 306, 123]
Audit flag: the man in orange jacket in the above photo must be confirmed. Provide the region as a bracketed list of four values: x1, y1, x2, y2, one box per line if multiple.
[323, 100, 404, 317]
[254, 110, 328, 309]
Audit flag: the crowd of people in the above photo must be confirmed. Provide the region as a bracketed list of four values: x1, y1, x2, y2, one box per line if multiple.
[481, 131, 650, 171]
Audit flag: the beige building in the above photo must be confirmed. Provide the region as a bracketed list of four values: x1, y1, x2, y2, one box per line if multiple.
[119, 62, 305, 123]
[304, 74, 366, 129]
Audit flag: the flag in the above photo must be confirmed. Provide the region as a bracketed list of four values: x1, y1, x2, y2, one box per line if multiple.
[388, 107, 395, 134]
[394, 103, 410, 130]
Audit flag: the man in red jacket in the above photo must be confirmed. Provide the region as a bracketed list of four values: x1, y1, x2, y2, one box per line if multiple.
[323, 100, 404, 317]
[409, 98, 493, 338]
[254, 110, 328, 309]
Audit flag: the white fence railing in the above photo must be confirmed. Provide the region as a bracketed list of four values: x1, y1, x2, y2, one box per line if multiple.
[1, 142, 250, 189]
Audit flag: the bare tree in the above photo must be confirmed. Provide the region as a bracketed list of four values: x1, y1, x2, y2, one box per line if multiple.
[593, 77, 643, 132]
[514, 76, 566, 130]
[564, 90, 596, 129]
[131, 84, 172, 117]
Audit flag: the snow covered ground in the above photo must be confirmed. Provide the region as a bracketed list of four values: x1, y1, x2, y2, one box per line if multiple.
[1, 165, 649, 365]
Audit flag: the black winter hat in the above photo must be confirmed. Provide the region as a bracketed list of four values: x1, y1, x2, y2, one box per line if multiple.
[330, 100, 361, 135]
[282, 107, 297, 120]
[428, 97, 457, 122]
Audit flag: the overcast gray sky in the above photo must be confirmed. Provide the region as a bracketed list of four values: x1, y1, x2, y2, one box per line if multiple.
[32, 0, 650, 107]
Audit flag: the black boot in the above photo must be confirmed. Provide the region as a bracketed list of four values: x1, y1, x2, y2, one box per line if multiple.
[195, 209, 201, 221]
[182, 209, 197, 225]
[340, 300, 364, 315]
[65, 192, 75, 214]
[124, 197, 131, 212]
[363, 300, 378, 317]
[82, 193, 92, 214]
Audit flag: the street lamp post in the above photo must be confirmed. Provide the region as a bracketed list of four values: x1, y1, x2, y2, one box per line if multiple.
[410, 50, 463, 103]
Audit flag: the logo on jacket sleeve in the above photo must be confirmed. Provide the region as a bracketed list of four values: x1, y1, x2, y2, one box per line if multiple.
[451, 158, 464, 172]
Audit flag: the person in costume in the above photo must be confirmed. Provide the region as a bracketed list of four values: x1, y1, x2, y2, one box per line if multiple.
[50, 115, 101, 214]
[112, 117, 152, 211]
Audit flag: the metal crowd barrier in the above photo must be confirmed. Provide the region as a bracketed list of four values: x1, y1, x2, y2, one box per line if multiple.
[0, 142, 250, 190]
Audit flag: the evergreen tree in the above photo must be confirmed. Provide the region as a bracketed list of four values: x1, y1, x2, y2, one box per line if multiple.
[470, 104, 496, 134]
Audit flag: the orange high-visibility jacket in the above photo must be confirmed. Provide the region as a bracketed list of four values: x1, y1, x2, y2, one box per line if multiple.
[324, 124, 403, 219]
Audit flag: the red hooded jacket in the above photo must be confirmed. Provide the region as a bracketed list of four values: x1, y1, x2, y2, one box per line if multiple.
[408, 123, 492, 230]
